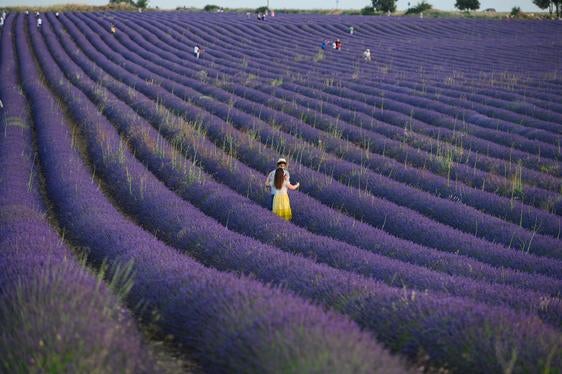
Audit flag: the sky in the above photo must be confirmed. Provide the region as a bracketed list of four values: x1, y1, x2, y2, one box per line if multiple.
[0, 0, 548, 12]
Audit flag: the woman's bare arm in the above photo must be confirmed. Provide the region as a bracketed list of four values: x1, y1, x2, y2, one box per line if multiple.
[287, 182, 300, 190]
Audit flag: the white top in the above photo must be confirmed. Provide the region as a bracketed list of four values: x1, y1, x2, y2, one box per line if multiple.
[267, 169, 290, 195]
[194, 46, 200, 53]
[37, 18, 42, 25]
[273, 179, 289, 194]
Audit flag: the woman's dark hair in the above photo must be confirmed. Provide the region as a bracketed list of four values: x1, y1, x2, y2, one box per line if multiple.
[274, 167, 285, 190]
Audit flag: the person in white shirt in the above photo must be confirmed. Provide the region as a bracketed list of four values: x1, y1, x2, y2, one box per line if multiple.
[36, 17, 42, 28]
[363, 48, 371, 61]
[194, 45, 201, 59]
[265, 158, 291, 211]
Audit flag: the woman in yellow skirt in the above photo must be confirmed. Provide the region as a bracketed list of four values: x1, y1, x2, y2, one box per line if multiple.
[272, 167, 300, 221]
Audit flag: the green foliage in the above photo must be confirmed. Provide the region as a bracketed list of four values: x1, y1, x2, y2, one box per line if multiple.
[203, 4, 220, 11]
[455, 0, 480, 11]
[533, 0, 561, 17]
[360, 5, 375, 15]
[270, 77, 283, 87]
[510, 6, 521, 16]
[136, 0, 148, 8]
[371, 0, 396, 13]
[255, 6, 269, 13]
[109, 0, 134, 4]
[533, 0, 551, 8]
[405, 1, 432, 14]
[313, 49, 325, 62]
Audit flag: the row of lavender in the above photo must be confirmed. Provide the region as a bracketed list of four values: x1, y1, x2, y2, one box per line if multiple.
[24, 13, 562, 372]
[0, 15, 157, 372]
[65, 12, 562, 268]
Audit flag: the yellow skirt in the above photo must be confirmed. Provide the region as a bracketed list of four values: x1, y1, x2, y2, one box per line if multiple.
[272, 192, 292, 221]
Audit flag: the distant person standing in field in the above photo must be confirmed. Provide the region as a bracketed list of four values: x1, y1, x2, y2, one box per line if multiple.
[335, 39, 342, 50]
[363, 48, 371, 61]
[36, 17, 42, 29]
[272, 167, 299, 220]
[194, 45, 201, 59]
[321, 40, 327, 50]
[265, 158, 291, 211]
[110, 24, 117, 34]
[349, 26, 354, 35]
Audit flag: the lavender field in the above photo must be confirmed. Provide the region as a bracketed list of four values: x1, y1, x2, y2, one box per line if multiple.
[1, 10, 561, 373]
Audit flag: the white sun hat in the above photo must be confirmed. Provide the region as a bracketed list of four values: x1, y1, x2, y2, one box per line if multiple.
[277, 158, 287, 165]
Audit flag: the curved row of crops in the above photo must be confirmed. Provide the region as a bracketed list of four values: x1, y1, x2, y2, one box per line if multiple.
[1, 11, 561, 373]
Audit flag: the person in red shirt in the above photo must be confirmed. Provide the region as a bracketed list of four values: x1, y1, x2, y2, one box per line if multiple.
[335, 39, 342, 50]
